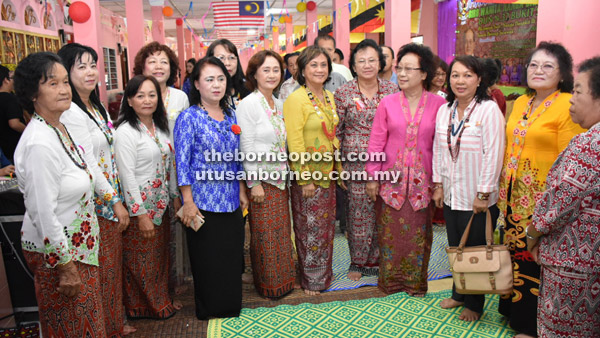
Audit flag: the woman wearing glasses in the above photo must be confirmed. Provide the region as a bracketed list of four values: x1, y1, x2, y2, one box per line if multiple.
[206, 39, 250, 108]
[334, 39, 398, 282]
[497, 42, 585, 337]
[366, 43, 445, 295]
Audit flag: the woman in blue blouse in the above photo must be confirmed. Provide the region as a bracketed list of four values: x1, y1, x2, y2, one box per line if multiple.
[174, 56, 249, 319]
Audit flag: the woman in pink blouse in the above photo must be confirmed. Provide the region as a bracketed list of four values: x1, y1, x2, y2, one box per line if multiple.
[366, 43, 445, 296]
[432, 56, 505, 322]
[526, 57, 600, 338]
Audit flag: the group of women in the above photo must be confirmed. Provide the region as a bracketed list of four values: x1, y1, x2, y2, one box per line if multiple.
[9, 34, 599, 338]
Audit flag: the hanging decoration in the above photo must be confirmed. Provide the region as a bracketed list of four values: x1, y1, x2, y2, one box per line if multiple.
[296, 2, 307, 12]
[69, 1, 91, 23]
[306, 1, 317, 11]
[285, 15, 292, 23]
[260, 35, 265, 41]
[175, 18, 183, 26]
[279, 16, 286, 24]
[162, 6, 173, 17]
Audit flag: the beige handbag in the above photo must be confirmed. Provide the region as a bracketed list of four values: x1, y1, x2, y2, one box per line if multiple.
[446, 210, 513, 295]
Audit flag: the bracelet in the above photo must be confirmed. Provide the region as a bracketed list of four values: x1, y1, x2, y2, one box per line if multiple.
[525, 226, 537, 240]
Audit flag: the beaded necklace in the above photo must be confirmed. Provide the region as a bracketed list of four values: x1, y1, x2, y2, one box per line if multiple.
[163, 88, 171, 112]
[139, 120, 169, 175]
[88, 105, 114, 146]
[304, 85, 338, 141]
[198, 103, 234, 136]
[446, 100, 477, 162]
[503, 90, 560, 181]
[34, 113, 90, 174]
[356, 79, 383, 110]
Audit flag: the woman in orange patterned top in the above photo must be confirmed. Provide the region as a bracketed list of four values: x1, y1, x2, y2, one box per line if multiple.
[497, 42, 586, 338]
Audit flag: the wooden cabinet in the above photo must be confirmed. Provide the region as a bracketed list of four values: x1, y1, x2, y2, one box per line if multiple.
[0, 28, 61, 65]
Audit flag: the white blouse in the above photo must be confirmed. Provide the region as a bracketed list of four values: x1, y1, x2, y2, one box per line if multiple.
[236, 91, 288, 190]
[114, 121, 178, 225]
[165, 87, 190, 141]
[16, 117, 99, 268]
[61, 103, 120, 221]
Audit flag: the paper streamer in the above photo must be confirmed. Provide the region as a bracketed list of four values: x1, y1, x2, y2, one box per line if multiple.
[200, 2, 213, 38]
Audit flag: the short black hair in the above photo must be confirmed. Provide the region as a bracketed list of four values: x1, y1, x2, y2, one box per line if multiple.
[396, 43, 436, 91]
[446, 55, 491, 107]
[314, 34, 336, 48]
[334, 48, 344, 61]
[380, 45, 394, 61]
[578, 57, 600, 100]
[115, 75, 169, 134]
[58, 43, 109, 124]
[480, 57, 500, 87]
[295, 46, 332, 86]
[206, 39, 249, 99]
[14, 52, 63, 113]
[525, 41, 574, 96]
[188, 56, 233, 114]
[284, 52, 300, 66]
[0, 65, 9, 84]
[349, 39, 385, 78]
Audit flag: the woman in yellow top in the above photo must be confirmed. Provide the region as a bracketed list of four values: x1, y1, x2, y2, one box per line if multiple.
[284, 46, 339, 295]
[497, 42, 586, 338]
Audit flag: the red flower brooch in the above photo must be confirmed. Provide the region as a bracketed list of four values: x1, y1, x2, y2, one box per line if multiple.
[231, 124, 242, 135]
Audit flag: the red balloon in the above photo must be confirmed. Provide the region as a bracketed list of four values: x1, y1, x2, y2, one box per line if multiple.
[175, 18, 183, 26]
[306, 1, 317, 11]
[259, 36, 265, 41]
[69, 1, 91, 24]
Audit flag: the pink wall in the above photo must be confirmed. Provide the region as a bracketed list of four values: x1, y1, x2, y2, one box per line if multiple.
[537, 0, 600, 70]
[421, 0, 438, 54]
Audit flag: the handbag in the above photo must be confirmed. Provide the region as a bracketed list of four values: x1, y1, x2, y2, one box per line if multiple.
[445, 210, 513, 295]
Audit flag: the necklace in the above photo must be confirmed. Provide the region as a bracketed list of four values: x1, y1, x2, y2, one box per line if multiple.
[446, 101, 477, 162]
[139, 120, 170, 174]
[88, 105, 114, 146]
[356, 79, 383, 110]
[304, 85, 338, 141]
[257, 91, 286, 151]
[163, 88, 171, 111]
[198, 103, 233, 136]
[34, 113, 89, 172]
[450, 106, 465, 136]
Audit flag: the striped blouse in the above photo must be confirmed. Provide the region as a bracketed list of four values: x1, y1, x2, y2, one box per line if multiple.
[432, 99, 506, 211]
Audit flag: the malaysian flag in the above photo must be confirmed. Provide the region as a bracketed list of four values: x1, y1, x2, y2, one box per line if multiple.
[213, 1, 265, 28]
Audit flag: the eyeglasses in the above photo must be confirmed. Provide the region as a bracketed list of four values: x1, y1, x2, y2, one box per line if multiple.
[215, 55, 238, 63]
[434, 71, 446, 77]
[356, 59, 379, 67]
[526, 62, 556, 74]
[395, 66, 422, 74]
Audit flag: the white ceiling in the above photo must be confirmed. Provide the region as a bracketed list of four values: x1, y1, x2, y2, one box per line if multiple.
[99, 0, 334, 42]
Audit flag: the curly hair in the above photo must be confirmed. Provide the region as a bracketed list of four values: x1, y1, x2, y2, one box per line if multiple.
[348, 39, 385, 78]
[245, 50, 285, 93]
[115, 75, 169, 134]
[578, 57, 600, 100]
[524, 41, 574, 96]
[396, 43, 436, 91]
[445, 55, 491, 107]
[133, 42, 179, 87]
[13, 52, 64, 113]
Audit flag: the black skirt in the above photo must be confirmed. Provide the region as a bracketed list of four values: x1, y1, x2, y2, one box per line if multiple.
[186, 207, 244, 320]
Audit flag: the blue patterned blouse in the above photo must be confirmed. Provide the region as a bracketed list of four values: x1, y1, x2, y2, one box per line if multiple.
[174, 104, 242, 213]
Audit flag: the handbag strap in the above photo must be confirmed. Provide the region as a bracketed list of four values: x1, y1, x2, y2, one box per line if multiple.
[457, 210, 493, 251]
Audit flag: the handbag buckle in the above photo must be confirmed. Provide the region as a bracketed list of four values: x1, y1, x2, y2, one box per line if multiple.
[489, 272, 496, 290]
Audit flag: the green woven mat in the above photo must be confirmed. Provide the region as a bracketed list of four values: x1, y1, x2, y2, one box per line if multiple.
[207, 290, 515, 338]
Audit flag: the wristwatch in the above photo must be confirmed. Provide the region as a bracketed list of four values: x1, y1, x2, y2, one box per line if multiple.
[476, 192, 490, 200]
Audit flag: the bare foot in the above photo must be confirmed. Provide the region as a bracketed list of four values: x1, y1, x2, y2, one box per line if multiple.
[458, 308, 480, 321]
[512, 334, 536, 338]
[440, 298, 464, 309]
[122, 324, 137, 336]
[347, 271, 362, 281]
[303, 289, 320, 296]
[242, 272, 254, 284]
[173, 300, 183, 310]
